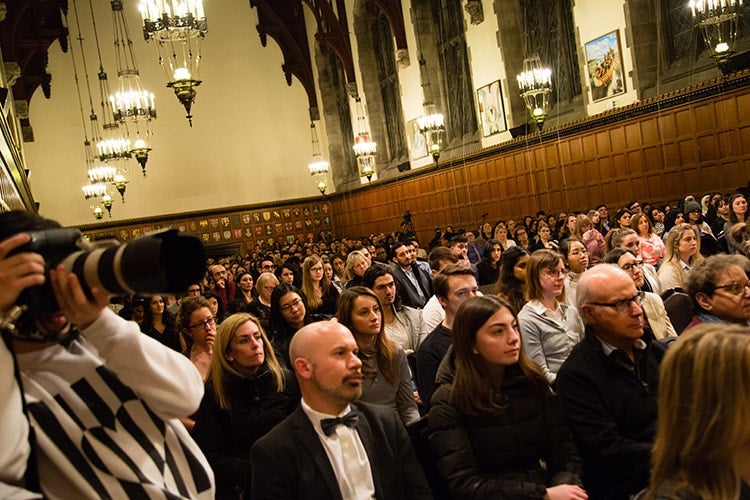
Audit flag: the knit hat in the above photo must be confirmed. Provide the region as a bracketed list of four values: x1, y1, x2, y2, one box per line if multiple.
[683, 200, 701, 215]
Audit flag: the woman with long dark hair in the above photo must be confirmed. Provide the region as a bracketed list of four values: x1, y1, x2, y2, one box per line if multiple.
[495, 246, 530, 314]
[428, 296, 585, 499]
[141, 294, 180, 352]
[227, 271, 255, 314]
[193, 313, 299, 498]
[476, 239, 502, 287]
[337, 287, 419, 424]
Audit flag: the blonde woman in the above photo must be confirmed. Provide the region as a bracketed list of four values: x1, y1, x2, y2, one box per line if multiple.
[344, 250, 370, 288]
[657, 223, 703, 291]
[647, 324, 750, 499]
[193, 313, 299, 499]
[301, 254, 339, 316]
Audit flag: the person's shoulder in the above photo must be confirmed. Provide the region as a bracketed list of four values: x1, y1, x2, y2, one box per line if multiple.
[352, 400, 400, 428]
[253, 406, 302, 448]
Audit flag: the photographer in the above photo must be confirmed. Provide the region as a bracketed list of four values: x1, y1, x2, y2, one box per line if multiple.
[0, 211, 214, 498]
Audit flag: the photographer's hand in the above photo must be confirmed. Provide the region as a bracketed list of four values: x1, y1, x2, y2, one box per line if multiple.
[49, 264, 109, 330]
[0, 233, 46, 315]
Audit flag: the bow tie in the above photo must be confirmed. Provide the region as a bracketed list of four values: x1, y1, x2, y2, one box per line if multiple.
[320, 410, 359, 436]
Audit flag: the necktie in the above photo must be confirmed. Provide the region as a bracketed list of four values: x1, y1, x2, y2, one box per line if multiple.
[320, 410, 359, 436]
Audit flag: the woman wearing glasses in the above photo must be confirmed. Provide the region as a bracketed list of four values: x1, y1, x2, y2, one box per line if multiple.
[604, 249, 677, 339]
[268, 284, 313, 368]
[517, 249, 585, 385]
[428, 296, 585, 499]
[337, 287, 420, 425]
[301, 255, 339, 316]
[179, 296, 217, 383]
[192, 313, 300, 499]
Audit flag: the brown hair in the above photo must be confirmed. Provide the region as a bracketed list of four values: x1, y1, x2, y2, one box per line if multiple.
[450, 296, 549, 415]
[433, 263, 476, 300]
[336, 287, 399, 385]
[524, 249, 566, 303]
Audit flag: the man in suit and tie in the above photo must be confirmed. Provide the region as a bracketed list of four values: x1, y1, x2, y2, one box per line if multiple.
[250, 320, 432, 499]
[389, 241, 432, 309]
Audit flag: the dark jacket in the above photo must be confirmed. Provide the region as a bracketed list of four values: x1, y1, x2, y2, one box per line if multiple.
[428, 363, 582, 499]
[192, 367, 300, 499]
[476, 258, 499, 286]
[416, 324, 452, 409]
[245, 299, 271, 333]
[556, 328, 666, 499]
[389, 263, 433, 309]
[250, 401, 433, 500]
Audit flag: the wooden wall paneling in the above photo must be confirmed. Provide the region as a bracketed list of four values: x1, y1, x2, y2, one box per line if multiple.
[609, 127, 626, 151]
[645, 172, 666, 200]
[640, 118, 659, 146]
[725, 159, 750, 188]
[675, 109, 695, 136]
[714, 95, 738, 128]
[697, 134, 720, 163]
[643, 146, 663, 172]
[718, 129, 740, 158]
[627, 149, 646, 175]
[678, 138, 698, 166]
[693, 102, 717, 132]
[657, 113, 677, 141]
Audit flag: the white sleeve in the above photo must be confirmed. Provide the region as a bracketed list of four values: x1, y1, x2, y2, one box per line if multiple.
[0, 338, 30, 487]
[79, 308, 204, 419]
[420, 296, 444, 340]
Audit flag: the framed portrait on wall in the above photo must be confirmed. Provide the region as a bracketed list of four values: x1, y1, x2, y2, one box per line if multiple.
[476, 80, 506, 137]
[584, 30, 626, 102]
[406, 118, 428, 160]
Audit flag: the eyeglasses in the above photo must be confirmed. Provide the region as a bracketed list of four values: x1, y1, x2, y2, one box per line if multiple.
[543, 268, 569, 278]
[713, 280, 750, 296]
[589, 292, 643, 314]
[189, 316, 216, 330]
[620, 260, 644, 272]
[280, 297, 304, 313]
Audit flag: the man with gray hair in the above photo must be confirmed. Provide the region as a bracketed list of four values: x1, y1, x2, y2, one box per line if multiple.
[556, 264, 666, 499]
[250, 320, 431, 499]
[684, 253, 750, 330]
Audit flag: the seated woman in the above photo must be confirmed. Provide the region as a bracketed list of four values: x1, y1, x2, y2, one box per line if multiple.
[141, 294, 180, 352]
[604, 248, 677, 339]
[179, 296, 217, 382]
[476, 238, 502, 287]
[246, 272, 279, 333]
[647, 324, 750, 499]
[227, 271, 255, 314]
[301, 255, 339, 316]
[633, 213, 666, 267]
[657, 223, 703, 291]
[268, 284, 314, 368]
[560, 237, 590, 307]
[529, 221, 559, 252]
[203, 290, 226, 324]
[193, 313, 300, 499]
[576, 214, 606, 265]
[429, 295, 585, 499]
[517, 249, 584, 385]
[337, 287, 420, 425]
[496, 246, 530, 314]
[344, 250, 370, 289]
[274, 262, 299, 287]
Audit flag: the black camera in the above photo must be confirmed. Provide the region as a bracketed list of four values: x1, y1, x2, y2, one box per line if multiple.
[11, 228, 206, 315]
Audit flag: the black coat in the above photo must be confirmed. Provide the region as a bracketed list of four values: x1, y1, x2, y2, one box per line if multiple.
[428, 364, 582, 499]
[476, 258, 500, 286]
[192, 367, 300, 499]
[556, 328, 666, 499]
[250, 402, 433, 500]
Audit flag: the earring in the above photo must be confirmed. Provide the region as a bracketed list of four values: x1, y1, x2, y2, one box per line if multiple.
[228, 357, 235, 362]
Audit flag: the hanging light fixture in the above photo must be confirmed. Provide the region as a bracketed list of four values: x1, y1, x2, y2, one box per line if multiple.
[139, 0, 208, 126]
[112, 174, 129, 202]
[110, 0, 156, 176]
[102, 194, 113, 217]
[517, 55, 552, 131]
[83, 182, 109, 199]
[352, 97, 377, 181]
[689, 0, 743, 73]
[417, 103, 445, 163]
[307, 122, 330, 195]
[93, 205, 104, 220]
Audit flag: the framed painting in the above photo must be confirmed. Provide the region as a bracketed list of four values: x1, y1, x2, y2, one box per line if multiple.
[406, 118, 428, 160]
[476, 80, 506, 137]
[585, 30, 626, 102]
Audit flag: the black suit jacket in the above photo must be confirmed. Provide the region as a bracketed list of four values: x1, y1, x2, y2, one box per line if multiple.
[250, 401, 433, 500]
[389, 263, 432, 309]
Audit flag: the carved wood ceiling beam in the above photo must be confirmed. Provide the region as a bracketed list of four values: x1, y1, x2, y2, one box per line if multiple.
[249, 0, 319, 119]
[369, 0, 406, 52]
[301, 0, 356, 87]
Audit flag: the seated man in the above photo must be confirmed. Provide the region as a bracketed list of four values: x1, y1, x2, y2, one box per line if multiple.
[685, 253, 750, 329]
[556, 264, 666, 499]
[250, 320, 431, 499]
[0, 211, 214, 498]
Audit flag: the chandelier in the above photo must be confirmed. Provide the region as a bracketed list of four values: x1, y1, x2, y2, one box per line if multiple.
[689, 0, 743, 73]
[308, 122, 330, 195]
[353, 97, 377, 181]
[139, 0, 208, 126]
[517, 55, 552, 131]
[112, 174, 130, 203]
[93, 205, 104, 220]
[417, 104, 445, 163]
[102, 194, 113, 217]
[83, 182, 108, 199]
[110, 0, 156, 175]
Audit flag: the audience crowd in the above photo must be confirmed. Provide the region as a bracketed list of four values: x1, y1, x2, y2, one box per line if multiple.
[3, 188, 750, 499]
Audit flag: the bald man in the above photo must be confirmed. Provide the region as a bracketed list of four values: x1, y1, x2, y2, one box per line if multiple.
[250, 321, 432, 500]
[556, 265, 666, 499]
